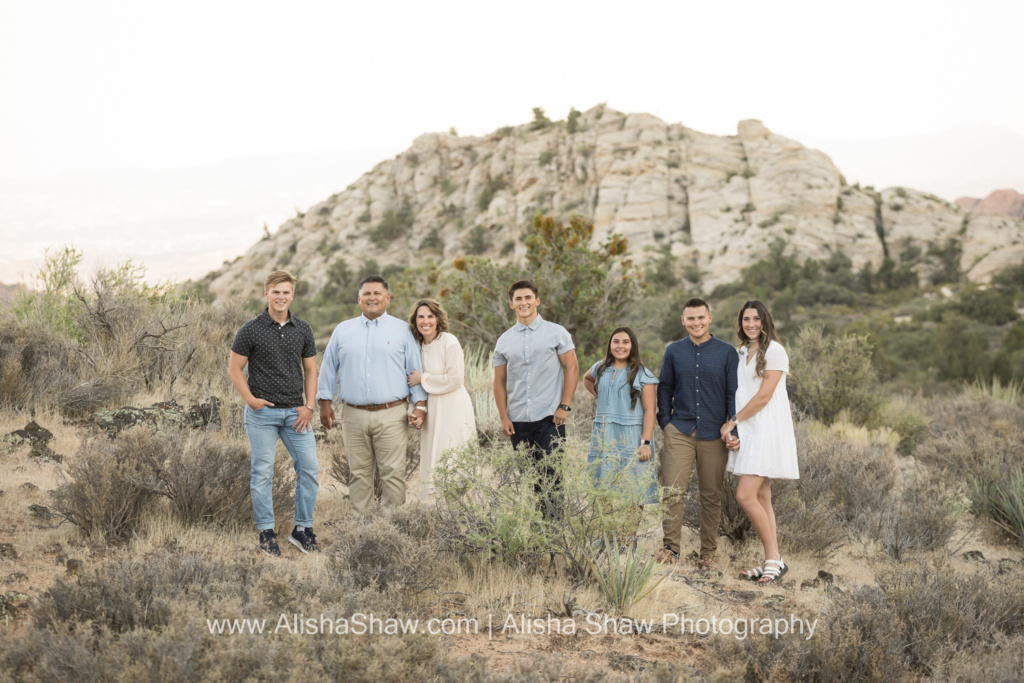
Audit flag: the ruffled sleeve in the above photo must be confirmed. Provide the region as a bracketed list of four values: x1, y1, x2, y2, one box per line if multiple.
[420, 333, 467, 395]
[632, 366, 659, 391]
[589, 361, 603, 378]
[765, 341, 789, 374]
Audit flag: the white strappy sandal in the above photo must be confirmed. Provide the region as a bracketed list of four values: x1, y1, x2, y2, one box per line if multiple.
[739, 564, 765, 581]
[758, 558, 788, 584]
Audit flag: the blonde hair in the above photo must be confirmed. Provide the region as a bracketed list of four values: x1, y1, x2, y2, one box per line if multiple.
[408, 298, 450, 344]
[264, 270, 297, 291]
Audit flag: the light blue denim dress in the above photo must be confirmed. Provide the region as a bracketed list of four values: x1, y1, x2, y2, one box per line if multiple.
[587, 362, 659, 504]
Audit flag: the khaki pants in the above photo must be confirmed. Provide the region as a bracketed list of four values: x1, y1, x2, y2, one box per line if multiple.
[341, 404, 408, 513]
[661, 423, 728, 557]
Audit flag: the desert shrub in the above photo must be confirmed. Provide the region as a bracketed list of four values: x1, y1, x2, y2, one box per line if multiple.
[3, 250, 248, 413]
[370, 201, 415, 247]
[885, 395, 930, 455]
[50, 427, 163, 539]
[916, 389, 1024, 542]
[434, 436, 661, 580]
[329, 514, 438, 591]
[708, 564, 1024, 680]
[142, 431, 295, 528]
[870, 476, 961, 561]
[772, 422, 897, 555]
[33, 552, 265, 633]
[788, 324, 880, 425]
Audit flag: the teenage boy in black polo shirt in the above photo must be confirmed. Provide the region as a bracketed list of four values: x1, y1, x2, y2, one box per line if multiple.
[229, 271, 320, 556]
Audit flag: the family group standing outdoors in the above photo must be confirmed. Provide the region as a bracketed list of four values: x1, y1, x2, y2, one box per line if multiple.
[229, 270, 799, 583]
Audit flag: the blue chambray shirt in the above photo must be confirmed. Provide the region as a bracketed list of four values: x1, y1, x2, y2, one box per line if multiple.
[492, 314, 575, 422]
[656, 335, 738, 440]
[316, 313, 427, 406]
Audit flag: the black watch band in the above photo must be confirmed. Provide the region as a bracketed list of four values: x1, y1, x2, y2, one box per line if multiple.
[641, 439, 651, 446]
[558, 403, 572, 412]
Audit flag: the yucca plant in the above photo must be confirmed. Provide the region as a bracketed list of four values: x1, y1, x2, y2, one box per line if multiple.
[586, 536, 664, 613]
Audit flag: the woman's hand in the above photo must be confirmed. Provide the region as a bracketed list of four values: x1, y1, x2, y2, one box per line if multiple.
[720, 420, 736, 442]
[408, 370, 421, 387]
[637, 443, 652, 462]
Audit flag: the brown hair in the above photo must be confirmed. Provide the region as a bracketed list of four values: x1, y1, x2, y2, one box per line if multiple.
[408, 298, 450, 344]
[735, 300, 780, 378]
[264, 270, 296, 291]
[508, 279, 538, 301]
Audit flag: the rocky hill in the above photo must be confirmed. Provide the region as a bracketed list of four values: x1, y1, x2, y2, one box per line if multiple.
[201, 105, 1024, 299]
[956, 189, 1024, 219]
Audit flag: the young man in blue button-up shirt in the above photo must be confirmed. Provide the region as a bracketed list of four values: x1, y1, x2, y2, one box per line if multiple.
[656, 298, 740, 566]
[493, 280, 579, 513]
[317, 275, 427, 514]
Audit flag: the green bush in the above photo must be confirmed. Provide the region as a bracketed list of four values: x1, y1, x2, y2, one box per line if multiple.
[477, 175, 508, 212]
[434, 436, 660, 580]
[370, 201, 415, 247]
[788, 325, 880, 425]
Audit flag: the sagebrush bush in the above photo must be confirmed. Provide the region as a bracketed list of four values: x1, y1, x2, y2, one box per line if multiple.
[708, 563, 1024, 680]
[329, 513, 439, 591]
[2, 251, 249, 415]
[764, 421, 897, 556]
[50, 427, 162, 539]
[142, 431, 295, 528]
[917, 391, 1024, 543]
[870, 476, 961, 561]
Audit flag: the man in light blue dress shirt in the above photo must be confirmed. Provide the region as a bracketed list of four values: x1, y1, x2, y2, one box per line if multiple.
[317, 275, 427, 513]
[493, 279, 579, 514]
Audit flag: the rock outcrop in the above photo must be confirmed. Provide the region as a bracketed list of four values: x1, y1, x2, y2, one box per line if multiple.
[200, 106, 1024, 299]
[956, 189, 1024, 219]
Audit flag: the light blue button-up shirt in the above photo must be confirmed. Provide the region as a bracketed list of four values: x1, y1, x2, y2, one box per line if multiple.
[492, 314, 575, 422]
[316, 313, 427, 406]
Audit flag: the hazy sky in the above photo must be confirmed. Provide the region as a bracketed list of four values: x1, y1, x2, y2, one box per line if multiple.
[3, 0, 1022, 177]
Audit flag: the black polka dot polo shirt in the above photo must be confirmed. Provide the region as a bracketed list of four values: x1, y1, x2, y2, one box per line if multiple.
[231, 309, 317, 408]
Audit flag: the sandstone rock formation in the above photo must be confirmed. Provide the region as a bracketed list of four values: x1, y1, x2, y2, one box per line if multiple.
[201, 106, 1024, 300]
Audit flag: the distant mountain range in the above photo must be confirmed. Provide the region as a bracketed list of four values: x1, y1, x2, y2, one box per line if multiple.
[199, 106, 1024, 301]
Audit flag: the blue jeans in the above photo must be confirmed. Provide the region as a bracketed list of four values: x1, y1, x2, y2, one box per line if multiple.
[244, 405, 319, 530]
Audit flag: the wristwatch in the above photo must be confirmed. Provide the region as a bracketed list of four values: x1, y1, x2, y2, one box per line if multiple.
[558, 403, 572, 412]
[641, 439, 651, 446]
[416, 404, 428, 413]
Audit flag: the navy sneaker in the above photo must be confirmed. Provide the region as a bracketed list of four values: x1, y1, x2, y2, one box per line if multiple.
[289, 526, 320, 554]
[259, 529, 281, 557]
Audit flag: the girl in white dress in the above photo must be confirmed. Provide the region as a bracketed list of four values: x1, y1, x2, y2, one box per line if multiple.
[407, 299, 478, 502]
[719, 300, 798, 584]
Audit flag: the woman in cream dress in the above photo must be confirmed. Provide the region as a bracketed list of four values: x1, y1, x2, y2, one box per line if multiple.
[407, 298, 477, 502]
[719, 300, 798, 584]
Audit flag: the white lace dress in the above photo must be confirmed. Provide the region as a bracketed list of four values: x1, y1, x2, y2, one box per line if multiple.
[418, 332, 478, 501]
[726, 340, 799, 479]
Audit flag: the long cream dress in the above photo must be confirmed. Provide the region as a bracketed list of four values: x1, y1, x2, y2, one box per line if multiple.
[418, 331, 477, 501]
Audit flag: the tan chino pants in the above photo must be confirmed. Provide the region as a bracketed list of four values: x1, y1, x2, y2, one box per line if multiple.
[660, 423, 729, 557]
[341, 404, 408, 513]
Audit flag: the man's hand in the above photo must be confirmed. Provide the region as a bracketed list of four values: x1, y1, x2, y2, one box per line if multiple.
[247, 397, 274, 411]
[553, 407, 570, 427]
[292, 406, 313, 432]
[408, 370, 421, 387]
[500, 416, 515, 436]
[725, 435, 741, 451]
[409, 408, 425, 430]
[319, 400, 336, 430]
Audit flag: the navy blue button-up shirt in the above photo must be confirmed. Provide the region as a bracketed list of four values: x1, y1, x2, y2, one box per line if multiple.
[657, 335, 738, 440]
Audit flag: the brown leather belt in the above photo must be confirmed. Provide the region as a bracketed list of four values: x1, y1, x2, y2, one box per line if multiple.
[345, 398, 406, 412]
